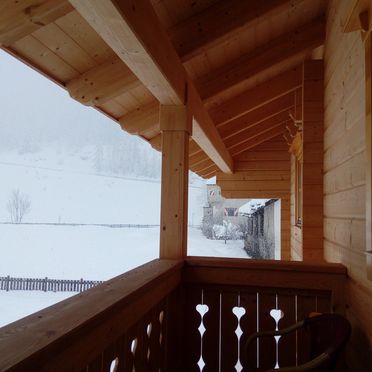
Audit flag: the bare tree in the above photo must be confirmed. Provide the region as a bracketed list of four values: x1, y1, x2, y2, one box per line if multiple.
[7, 189, 31, 223]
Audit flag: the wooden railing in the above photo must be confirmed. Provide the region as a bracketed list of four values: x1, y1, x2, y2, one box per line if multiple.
[0, 257, 347, 372]
[177, 257, 347, 372]
[0, 259, 183, 372]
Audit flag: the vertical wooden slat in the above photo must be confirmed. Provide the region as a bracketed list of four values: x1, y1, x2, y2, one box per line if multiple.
[202, 287, 221, 372]
[258, 292, 277, 370]
[277, 292, 297, 368]
[184, 285, 204, 372]
[220, 290, 239, 371]
[240, 290, 258, 371]
[164, 287, 185, 371]
[296, 295, 316, 365]
[87, 354, 102, 372]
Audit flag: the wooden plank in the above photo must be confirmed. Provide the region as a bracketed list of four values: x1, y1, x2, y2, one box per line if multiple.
[32, 22, 96, 73]
[170, 0, 293, 62]
[10, 35, 79, 82]
[209, 66, 302, 126]
[197, 18, 325, 102]
[66, 56, 140, 106]
[159, 105, 190, 259]
[0, 0, 73, 46]
[55, 10, 115, 64]
[119, 101, 159, 135]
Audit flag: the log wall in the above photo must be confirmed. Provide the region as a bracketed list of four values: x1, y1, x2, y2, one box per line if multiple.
[217, 137, 291, 259]
[324, 0, 372, 369]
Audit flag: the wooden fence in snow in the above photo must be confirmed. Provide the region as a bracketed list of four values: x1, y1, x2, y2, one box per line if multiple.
[0, 276, 103, 293]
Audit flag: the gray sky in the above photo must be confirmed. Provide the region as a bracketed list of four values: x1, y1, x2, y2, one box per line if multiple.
[0, 49, 146, 150]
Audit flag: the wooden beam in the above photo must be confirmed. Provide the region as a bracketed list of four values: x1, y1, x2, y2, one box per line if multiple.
[301, 60, 324, 262]
[0, 0, 73, 46]
[225, 112, 290, 149]
[70, 0, 185, 104]
[188, 83, 233, 173]
[160, 105, 190, 258]
[170, 0, 293, 62]
[119, 101, 159, 136]
[218, 93, 295, 139]
[197, 18, 325, 102]
[343, 0, 372, 33]
[231, 126, 290, 157]
[209, 66, 302, 126]
[71, 0, 233, 173]
[66, 56, 140, 106]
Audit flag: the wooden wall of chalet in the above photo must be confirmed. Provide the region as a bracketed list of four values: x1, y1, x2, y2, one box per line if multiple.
[325, 0, 372, 369]
[217, 136, 291, 259]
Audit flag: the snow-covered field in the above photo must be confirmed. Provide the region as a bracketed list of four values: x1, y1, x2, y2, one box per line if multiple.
[0, 225, 247, 327]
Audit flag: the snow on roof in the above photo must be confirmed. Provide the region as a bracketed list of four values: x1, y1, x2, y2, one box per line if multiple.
[239, 199, 271, 214]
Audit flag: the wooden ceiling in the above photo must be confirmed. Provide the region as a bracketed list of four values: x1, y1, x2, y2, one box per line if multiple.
[0, 0, 327, 178]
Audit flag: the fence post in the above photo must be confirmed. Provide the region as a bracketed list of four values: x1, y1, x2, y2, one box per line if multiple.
[43, 277, 48, 292]
[80, 278, 83, 293]
[6, 275, 10, 292]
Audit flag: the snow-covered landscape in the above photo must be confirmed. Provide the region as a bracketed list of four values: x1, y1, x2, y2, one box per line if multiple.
[0, 49, 250, 328]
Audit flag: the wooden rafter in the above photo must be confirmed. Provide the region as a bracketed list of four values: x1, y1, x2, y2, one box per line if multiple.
[209, 66, 302, 126]
[197, 18, 325, 102]
[231, 124, 291, 157]
[218, 93, 295, 139]
[66, 57, 140, 106]
[170, 0, 293, 62]
[70, 0, 233, 174]
[225, 112, 291, 149]
[0, 0, 73, 46]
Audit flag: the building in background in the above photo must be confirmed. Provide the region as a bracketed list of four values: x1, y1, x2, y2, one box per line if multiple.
[243, 199, 281, 259]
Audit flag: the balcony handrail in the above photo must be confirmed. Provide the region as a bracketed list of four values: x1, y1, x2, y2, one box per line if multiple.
[0, 258, 183, 372]
[183, 256, 347, 314]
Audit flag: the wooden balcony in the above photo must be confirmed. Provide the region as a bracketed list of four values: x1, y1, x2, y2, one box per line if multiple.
[0, 258, 347, 371]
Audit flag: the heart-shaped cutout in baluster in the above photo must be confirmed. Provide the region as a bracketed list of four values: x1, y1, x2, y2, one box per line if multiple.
[270, 309, 284, 323]
[232, 306, 246, 320]
[196, 304, 209, 316]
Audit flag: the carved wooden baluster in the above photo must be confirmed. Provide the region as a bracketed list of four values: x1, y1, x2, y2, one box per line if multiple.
[277, 292, 297, 368]
[202, 287, 221, 372]
[148, 306, 162, 371]
[220, 291, 239, 371]
[185, 285, 205, 372]
[258, 292, 277, 370]
[239, 290, 258, 371]
[232, 302, 246, 372]
[269, 303, 284, 369]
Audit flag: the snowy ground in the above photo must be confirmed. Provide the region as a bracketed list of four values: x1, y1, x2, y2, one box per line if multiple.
[0, 225, 248, 327]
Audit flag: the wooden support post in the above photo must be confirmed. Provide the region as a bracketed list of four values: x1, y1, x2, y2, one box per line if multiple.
[160, 105, 191, 258]
[365, 32, 372, 279]
[301, 60, 324, 261]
